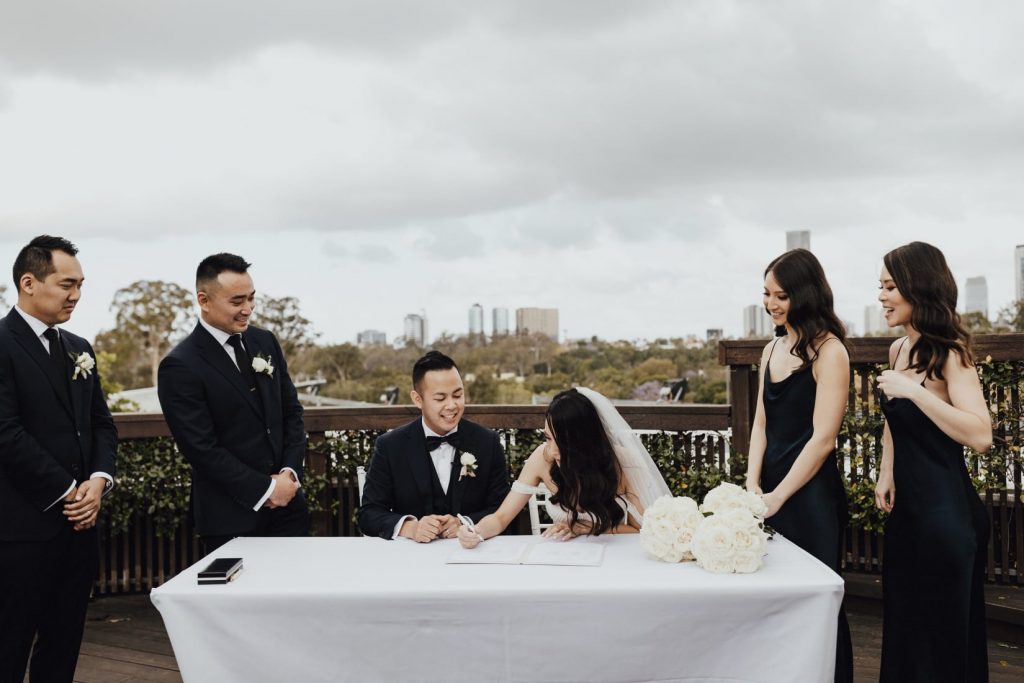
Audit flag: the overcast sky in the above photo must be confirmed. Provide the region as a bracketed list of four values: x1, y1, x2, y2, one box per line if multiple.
[1, 1, 1022, 344]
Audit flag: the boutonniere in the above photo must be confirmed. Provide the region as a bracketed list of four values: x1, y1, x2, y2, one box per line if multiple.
[69, 352, 96, 380]
[251, 353, 275, 378]
[459, 452, 477, 480]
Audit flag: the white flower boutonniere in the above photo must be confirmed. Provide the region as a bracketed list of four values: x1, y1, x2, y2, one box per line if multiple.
[459, 452, 478, 480]
[252, 353, 275, 378]
[69, 352, 96, 380]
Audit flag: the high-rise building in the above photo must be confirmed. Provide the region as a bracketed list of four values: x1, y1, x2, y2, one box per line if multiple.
[786, 230, 810, 251]
[743, 304, 774, 338]
[1016, 244, 1024, 302]
[492, 307, 510, 336]
[403, 313, 427, 347]
[863, 306, 887, 337]
[356, 329, 387, 346]
[706, 328, 724, 343]
[965, 276, 988, 318]
[468, 303, 484, 336]
[516, 307, 559, 341]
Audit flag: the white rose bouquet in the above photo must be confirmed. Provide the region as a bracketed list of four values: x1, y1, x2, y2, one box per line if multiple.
[639, 495, 706, 563]
[700, 482, 768, 518]
[691, 507, 769, 574]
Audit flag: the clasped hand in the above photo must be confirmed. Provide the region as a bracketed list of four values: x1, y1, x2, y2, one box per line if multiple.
[265, 471, 299, 509]
[405, 515, 459, 543]
[63, 476, 107, 531]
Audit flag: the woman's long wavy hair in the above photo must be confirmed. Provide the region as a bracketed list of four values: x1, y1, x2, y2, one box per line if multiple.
[883, 241, 973, 380]
[547, 388, 624, 536]
[764, 248, 847, 367]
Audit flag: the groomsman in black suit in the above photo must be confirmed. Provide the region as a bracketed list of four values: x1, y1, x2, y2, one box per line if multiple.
[0, 236, 117, 683]
[358, 351, 510, 541]
[158, 253, 308, 555]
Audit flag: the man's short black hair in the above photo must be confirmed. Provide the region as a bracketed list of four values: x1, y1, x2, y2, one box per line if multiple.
[412, 350, 459, 390]
[12, 235, 79, 291]
[196, 253, 251, 290]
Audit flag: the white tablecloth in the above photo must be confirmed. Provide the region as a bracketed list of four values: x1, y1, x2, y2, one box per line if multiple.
[151, 534, 842, 683]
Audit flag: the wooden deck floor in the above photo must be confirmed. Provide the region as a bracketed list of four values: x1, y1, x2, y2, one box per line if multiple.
[28, 594, 1024, 682]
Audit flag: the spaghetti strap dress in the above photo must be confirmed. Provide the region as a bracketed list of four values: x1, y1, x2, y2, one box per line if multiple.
[762, 338, 853, 683]
[879, 353, 989, 682]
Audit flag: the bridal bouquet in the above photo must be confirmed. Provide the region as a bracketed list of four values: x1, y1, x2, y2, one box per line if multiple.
[699, 482, 767, 518]
[639, 495, 705, 563]
[691, 483, 770, 574]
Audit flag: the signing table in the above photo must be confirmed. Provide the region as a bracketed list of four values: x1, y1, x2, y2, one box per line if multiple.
[151, 535, 842, 683]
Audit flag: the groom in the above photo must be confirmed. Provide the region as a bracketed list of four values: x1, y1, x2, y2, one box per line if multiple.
[158, 253, 308, 555]
[358, 351, 509, 541]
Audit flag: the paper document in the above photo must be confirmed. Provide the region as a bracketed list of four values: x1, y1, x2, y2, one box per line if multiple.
[447, 540, 605, 566]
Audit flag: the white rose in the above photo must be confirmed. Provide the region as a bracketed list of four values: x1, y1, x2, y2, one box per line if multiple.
[252, 357, 270, 373]
[460, 453, 476, 467]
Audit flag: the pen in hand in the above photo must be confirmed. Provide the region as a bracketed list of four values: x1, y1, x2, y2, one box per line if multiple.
[457, 514, 485, 543]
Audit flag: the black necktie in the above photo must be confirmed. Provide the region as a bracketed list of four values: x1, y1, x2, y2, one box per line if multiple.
[425, 432, 460, 452]
[226, 334, 256, 390]
[43, 328, 66, 374]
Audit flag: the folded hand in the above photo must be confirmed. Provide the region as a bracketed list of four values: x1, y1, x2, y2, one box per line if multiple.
[64, 477, 107, 530]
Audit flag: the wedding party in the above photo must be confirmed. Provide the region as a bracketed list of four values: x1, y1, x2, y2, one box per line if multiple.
[2, 2, 1024, 683]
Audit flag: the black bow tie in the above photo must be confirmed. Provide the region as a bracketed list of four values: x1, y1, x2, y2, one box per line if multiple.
[425, 432, 460, 452]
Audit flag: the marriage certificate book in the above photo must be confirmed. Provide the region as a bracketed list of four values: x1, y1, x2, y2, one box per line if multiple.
[446, 540, 605, 566]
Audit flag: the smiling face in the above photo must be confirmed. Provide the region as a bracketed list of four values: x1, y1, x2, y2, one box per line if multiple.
[18, 250, 84, 326]
[198, 270, 255, 335]
[878, 265, 912, 328]
[411, 367, 466, 435]
[762, 270, 790, 329]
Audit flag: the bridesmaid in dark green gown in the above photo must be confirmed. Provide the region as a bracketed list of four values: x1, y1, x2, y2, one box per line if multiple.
[875, 242, 993, 683]
[745, 248, 853, 683]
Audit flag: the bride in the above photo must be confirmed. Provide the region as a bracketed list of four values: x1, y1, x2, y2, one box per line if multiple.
[457, 387, 670, 547]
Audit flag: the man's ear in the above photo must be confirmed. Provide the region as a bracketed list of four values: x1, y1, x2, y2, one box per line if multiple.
[410, 389, 423, 410]
[19, 273, 34, 295]
[196, 291, 210, 312]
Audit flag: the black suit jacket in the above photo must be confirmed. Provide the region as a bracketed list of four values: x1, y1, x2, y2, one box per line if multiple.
[357, 418, 510, 539]
[157, 323, 306, 537]
[0, 309, 118, 541]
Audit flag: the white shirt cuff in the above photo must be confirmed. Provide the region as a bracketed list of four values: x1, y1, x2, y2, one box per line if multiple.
[45, 480, 77, 511]
[392, 515, 416, 539]
[254, 478, 276, 511]
[280, 467, 301, 488]
[90, 472, 115, 497]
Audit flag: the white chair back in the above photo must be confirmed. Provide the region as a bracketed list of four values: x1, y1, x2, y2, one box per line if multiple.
[356, 466, 367, 505]
[527, 482, 554, 536]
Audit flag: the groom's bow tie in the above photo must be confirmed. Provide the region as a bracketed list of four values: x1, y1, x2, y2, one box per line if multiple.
[425, 433, 460, 452]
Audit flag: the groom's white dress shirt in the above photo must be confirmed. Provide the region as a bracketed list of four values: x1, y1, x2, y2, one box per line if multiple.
[391, 418, 457, 539]
[14, 305, 113, 510]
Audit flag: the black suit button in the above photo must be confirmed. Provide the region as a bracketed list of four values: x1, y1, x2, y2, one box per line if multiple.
[76, 430, 81, 437]
[266, 428, 271, 435]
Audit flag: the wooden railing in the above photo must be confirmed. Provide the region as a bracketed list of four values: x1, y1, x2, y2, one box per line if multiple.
[94, 333, 1022, 593]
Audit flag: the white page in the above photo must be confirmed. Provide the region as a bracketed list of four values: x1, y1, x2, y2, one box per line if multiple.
[523, 541, 605, 566]
[446, 542, 529, 564]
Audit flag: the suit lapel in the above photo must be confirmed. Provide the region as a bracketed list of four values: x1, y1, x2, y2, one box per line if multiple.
[449, 422, 472, 514]
[192, 325, 264, 420]
[62, 334, 90, 425]
[404, 424, 435, 515]
[243, 330, 271, 420]
[5, 310, 74, 419]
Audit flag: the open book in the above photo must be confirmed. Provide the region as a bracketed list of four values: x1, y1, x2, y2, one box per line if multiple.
[446, 540, 605, 566]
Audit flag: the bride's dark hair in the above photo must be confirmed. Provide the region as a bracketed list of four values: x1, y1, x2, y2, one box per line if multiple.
[764, 248, 847, 368]
[546, 388, 624, 536]
[883, 241, 973, 380]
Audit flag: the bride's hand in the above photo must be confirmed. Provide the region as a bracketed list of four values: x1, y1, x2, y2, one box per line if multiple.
[542, 522, 577, 541]
[760, 491, 783, 519]
[457, 524, 482, 549]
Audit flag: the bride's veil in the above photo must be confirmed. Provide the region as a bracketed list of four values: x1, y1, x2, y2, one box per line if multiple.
[575, 387, 671, 514]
